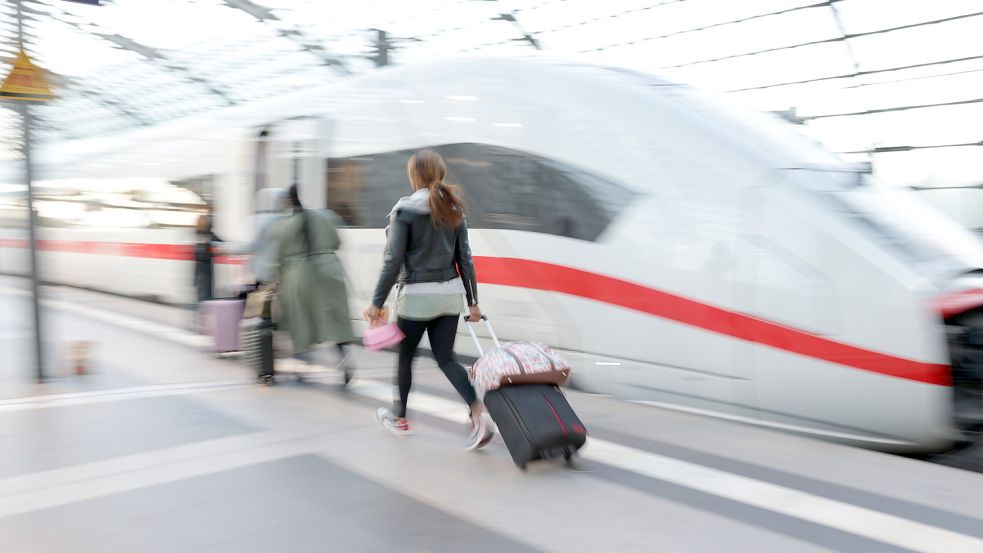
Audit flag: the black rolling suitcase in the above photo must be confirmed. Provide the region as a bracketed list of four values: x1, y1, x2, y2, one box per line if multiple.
[241, 316, 275, 384]
[484, 384, 587, 469]
[465, 317, 587, 469]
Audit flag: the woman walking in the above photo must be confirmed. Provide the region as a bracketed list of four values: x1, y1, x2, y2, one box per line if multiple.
[366, 150, 492, 450]
[276, 185, 356, 382]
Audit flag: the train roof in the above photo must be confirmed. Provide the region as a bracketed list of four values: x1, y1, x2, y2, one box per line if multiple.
[10, 56, 846, 187]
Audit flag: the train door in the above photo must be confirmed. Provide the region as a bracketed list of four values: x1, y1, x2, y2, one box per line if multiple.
[269, 117, 330, 209]
[732, 171, 842, 427]
[569, 171, 750, 416]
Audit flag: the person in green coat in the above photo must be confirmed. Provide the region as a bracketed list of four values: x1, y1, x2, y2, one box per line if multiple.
[275, 184, 356, 383]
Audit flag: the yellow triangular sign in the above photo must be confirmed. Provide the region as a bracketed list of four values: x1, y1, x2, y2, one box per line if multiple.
[0, 49, 52, 102]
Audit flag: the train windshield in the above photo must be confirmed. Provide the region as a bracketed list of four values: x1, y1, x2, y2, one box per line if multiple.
[794, 169, 983, 282]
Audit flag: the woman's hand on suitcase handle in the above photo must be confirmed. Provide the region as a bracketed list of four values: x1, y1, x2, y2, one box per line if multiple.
[468, 304, 483, 323]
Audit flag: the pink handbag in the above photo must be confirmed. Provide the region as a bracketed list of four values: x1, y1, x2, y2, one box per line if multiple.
[362, 320, 404, 351]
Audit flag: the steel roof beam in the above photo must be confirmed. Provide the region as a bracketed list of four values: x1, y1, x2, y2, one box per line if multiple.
[37, 1, 238, 106]
[220, 0, 351, 73]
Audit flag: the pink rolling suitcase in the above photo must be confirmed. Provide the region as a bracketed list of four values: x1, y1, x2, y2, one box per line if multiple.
[201, 299, 245, 353]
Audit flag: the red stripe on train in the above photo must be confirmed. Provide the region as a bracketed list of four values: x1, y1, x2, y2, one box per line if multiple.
[474, 257, 950, 387]
[0, 239, 244, 264]
[0, 239, 950, 386]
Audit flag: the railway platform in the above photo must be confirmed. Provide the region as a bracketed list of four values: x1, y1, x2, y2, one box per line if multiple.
[1, 277, 982, 553]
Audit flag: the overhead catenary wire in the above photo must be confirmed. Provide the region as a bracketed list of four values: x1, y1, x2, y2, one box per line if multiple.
[843, 65, 983, 90]
[840, 141, 983, 155]
[728, 54, 983, 92]
[804, 97, 983, 120]
[580, 0, 833, 53]
[459, 0, 688, 53]
[660, 10, 983, 70]
[545, 0, 688, 38]
[910, 182, 983, 191]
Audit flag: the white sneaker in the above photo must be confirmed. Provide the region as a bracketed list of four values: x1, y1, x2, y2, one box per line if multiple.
[465, 415, 494, 451]
[375, 407, 414, 436]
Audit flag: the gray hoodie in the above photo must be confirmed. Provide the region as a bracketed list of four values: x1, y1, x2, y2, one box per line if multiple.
[250, 188, 287, 283]
[389, 188, 431, 217]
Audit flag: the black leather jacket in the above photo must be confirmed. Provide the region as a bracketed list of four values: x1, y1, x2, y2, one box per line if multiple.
[371, 200, 478, 309]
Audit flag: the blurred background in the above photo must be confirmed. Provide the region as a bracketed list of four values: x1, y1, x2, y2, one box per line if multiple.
[1, 0, 982, 224]
[2, 2, 983, 552]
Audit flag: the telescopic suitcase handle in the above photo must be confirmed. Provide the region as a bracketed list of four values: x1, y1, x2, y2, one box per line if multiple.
[463, 314, 501, 356]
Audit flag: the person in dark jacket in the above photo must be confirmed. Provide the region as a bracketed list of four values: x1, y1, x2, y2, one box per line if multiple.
[193, 213, 223, 334]
[367, 150, 492, 449]
[194, 213, 222, 304]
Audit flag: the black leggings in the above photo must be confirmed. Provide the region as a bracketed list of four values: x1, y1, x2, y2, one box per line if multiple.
[394, 315, 476, 419]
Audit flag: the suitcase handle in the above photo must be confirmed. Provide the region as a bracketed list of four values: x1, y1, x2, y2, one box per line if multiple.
[463, 315, 501, 356]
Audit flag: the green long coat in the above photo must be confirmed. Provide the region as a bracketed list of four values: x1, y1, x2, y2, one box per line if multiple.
[275, 209, 355, 354]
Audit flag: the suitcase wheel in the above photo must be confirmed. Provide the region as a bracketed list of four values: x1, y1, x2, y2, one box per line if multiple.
[563, 449, 580, 467]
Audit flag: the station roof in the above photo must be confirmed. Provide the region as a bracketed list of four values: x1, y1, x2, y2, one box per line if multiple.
[1, 0, 980, 186]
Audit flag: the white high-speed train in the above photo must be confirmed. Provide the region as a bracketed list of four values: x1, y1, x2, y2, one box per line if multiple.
[2, 57, 982, 452]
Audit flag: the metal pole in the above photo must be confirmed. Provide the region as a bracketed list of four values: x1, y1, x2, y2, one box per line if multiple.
[14, 0, 44, 382]
[22, 102, 44, 382]
[15, 0, 23, 39]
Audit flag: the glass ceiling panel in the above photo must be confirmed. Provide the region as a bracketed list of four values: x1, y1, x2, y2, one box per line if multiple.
[0, 0, 974, 186]
[873, 147, 983, 188]
[663, 42, 856, 93]
[848, 16, 983, 71]
[521, 0, 598, 32]
[806, 103, 983, 152]
[802, 69, 983, 119]
[834, 0, 983, 35]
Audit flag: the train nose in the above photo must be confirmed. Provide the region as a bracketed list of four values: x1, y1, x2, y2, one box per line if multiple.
[935, 289, 983, 436]
[946, 324, 983, 433]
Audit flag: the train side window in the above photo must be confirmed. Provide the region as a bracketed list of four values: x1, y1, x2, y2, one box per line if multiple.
[327, 153, 407, 227]
[326, 143, 635, 240]
[326, 158, 362, 226]
[437, 144, 543, 234]
[537, 158, 634, 241]
[438, 144, 634, 241]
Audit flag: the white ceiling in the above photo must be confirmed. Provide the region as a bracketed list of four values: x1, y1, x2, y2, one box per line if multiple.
[1, 0, 980, 186]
